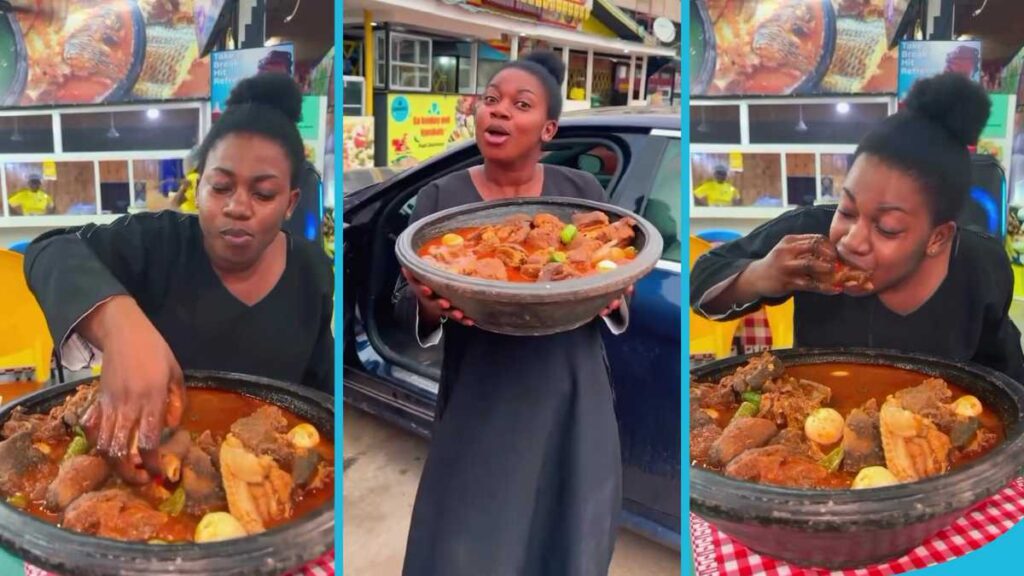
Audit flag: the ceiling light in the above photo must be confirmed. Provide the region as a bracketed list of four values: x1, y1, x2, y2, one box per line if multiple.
[146, 108, 160, 120]
[836, 102, 850, 114]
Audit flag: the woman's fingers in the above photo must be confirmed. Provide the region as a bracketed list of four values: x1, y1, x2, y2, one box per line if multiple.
[109, 407, 139, 458]
[165, 376, 186, 430]
[437, 298, 451, 310]
[95, 395, 117, 453]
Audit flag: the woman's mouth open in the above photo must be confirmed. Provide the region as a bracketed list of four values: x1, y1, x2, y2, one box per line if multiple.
[482, 125, 511, 146]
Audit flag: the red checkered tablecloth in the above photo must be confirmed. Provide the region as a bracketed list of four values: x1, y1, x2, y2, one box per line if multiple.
[24, 549, 335, 576]
[691, 477, 1024, 576]
[691, 310, 775, 368]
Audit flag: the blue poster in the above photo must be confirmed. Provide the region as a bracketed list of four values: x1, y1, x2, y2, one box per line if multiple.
[210, 44, 296, 121]
[898, 40, 982, 100]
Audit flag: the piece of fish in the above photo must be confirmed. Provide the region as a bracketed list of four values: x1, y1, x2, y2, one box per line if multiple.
[752, 0, 814, 70]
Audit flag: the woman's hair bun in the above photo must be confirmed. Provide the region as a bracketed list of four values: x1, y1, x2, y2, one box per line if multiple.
[903, 72, 991, 147]
[522, 51, 566, 87]
[226, 72, 303, 124]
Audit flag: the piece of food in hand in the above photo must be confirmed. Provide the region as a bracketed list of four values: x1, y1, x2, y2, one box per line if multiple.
[832, 261, 873, 290]
[851, 465, 899, 489]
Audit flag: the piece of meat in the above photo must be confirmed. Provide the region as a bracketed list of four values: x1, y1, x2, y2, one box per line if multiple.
[495, 221, 531, 244]
[532, 213, 564, 230]
[230, 407, 294, 466]
[758, 377, 832, 429]
[893, 379, 957, 433]
[220, 435, 294, 535]
[567, 239, 602, 264]
[725, 445, 830, 488]
[832, 262, 874, 290]
[157, 429, 193, 482]
[721, 352, 784, 394]
[691, 381, 737, 411]
[708, 418, 778, 467]
[1, 408, 64, 443]
[957, 427, 999, 460]
[292, 449, 323, 488]
[55, 384, 99, 430]
[45, 455, 110, 511]
[520, 251, 551, 279]
[196, 430, 219, 462]
[525, 227, 560, 251]
[62, 489, 168, 541]
[769, 428, 810, 451]
[183, 445, 226, 515]
[538, 262, 576, 282]
[879, 396, 952, 482]
[841, 399, 885, 473]
[572, 211, 609, 230]
[469, 257, 508, 281]
[690, 409, 722, 463]
[494, 244, 528, 268]
[0, 431, 46, 494]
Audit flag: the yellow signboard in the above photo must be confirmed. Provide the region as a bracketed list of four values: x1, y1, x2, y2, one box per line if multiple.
[386, 93, 477, 169]
[41, 160, 57, 180]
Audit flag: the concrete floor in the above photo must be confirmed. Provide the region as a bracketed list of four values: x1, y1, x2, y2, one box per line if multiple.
[342, 406, 680, 576]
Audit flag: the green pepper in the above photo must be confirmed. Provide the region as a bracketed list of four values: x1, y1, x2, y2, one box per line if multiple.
[820, 445, 844, 473]
[159, 486, 186, 517]
[560, 224, 577, 245]
[6, 493, 27, 509]
[550, 251, 567, 263]
[64, 435, 89, 461]
[740, 391, 762, 409]
[73, 425, 86, 439]
[730, 401, 758, 423]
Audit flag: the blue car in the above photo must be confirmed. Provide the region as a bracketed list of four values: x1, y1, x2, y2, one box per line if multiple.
[342, 107, 682, 549]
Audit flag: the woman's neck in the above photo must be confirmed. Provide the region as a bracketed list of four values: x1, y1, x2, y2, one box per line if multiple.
[876, 242, 952, 316]
[209, 232, 288, 306]
[472, 160, 544, 200]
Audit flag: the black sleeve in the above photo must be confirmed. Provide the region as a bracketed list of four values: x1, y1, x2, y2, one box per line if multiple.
[971, 248, 1024, 385]
[303, 293, 336, 396]
[23, 212, 185, 347]
[689, 207, 831, 320]
[409, 181, 440, 224]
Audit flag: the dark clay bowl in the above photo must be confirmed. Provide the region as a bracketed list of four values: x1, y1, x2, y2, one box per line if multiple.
[0, 371, 334, 576]
[690, 348, 1024, 570]
[395, 197, 663, 336]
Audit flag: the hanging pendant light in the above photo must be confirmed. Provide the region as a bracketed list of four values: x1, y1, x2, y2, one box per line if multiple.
[107, 113, 120, 139]
[795, 104, 808, 132]
[10, 117, 23, 142]
[697, 106, 710, 133]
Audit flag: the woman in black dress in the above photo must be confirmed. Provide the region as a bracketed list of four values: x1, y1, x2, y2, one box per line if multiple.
[24, 74, 333, 480]
[400, 52, 630, 576]
[691, 73, 1024, 384]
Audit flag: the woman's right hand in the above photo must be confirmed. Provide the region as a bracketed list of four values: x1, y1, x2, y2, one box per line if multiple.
[78, 296, 186, 482]
[743, 234, 841, 298]
[401, 268, 474, 327]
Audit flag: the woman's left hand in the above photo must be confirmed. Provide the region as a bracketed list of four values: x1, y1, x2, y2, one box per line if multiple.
[600, 285, 634, 316]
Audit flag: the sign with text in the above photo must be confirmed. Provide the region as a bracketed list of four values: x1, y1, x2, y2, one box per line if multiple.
[898, 40, 982, 101]
[210, 44, 295, 121]
[386, 93, 477, 169]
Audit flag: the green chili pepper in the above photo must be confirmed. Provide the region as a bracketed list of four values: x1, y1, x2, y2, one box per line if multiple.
[550, 251, 567, 263]
[820, 445, 844, 473]
[64, 436, 89, 461]
[560, 224, 577, 244]
[158, 486, 186, 517]
[740, 391, 762, 409]
[731, 401, 759, 423]
[6, 493, 27, 509]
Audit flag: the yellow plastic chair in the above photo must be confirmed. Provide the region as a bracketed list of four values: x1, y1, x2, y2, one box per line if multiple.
[0, 249, 53, 384]
[763, 297, 795, 350]
[688, 235, 741, 358]
[690, 235, 713, 271]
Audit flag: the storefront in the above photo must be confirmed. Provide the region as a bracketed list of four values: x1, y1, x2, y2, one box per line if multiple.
[341, 0, 679, 169]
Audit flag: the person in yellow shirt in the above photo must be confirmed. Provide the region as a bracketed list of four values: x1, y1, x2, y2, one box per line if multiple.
[8, 175, 55, 216]
[171, 149, 200, 213]
[694, 165, 741, 207]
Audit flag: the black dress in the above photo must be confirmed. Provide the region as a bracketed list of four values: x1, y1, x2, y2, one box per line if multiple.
[690, 205, 1024, 384]
[23, 211, 334, 394]
[402, 165, 623, 576]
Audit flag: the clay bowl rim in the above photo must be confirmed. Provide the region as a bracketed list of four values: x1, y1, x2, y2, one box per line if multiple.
[689, 347, 1024, 529]
[0, 370, 334, 557]
[396, 196, 664, 302]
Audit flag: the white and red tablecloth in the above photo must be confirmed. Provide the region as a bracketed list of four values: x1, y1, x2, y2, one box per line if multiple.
[691, 477, 1024, 576]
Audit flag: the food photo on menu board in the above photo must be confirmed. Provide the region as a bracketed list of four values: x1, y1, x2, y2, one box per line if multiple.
[0, 0, 211, 107]
[691, 0, 915, 96]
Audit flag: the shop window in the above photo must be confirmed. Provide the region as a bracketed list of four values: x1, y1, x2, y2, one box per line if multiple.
[748, 102, 889, 144]
[476, 49, 508, 95]
[786, 154, 817, 207]
[132, 159, 184, 212]
[375, 32, 386, 88]
[821, 153, 855, 203]
[643, 139, 682, 262]
[690, 105, 741, 144]
[458, 49, 474, 94]
[99, 161, 132, 214]
[592, 54, 631, 108]
[0, 115, 55, 154]
[432, 55, 457, 93]
[567, 51, 587, 101]
[390, 32, 431, 91]
[61, 109, 200, 153]
[343, 77, 366, 116]
[541, 141, 620, 192]
[692, 153, 782, 208]
[5, 161, 97, 216]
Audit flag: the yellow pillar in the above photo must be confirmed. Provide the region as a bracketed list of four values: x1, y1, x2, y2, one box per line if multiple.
[364, 10, 374, 116]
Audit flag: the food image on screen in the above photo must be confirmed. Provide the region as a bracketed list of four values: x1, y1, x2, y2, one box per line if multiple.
[820, 0, 897, 93]
[705, 0, 829, 95]
[16, 0, 140, 105]
[0, 384, 334, 543]
[418, 211, 639, 282]
[690, 353, 1004, 490]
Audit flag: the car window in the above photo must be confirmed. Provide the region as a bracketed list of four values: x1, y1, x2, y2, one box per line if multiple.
[643, 138, 682, 263]
[541, 141, 620, 193]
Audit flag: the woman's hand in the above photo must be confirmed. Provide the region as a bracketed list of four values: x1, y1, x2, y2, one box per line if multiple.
[743, 234, 841, 298]
[401, 268, 474, 327]
[77, 296, 186, 481]
[600, 285, 635, 316]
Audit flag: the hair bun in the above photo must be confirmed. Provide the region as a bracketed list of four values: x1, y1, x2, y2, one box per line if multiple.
[226, 73, 303, 124]
[903, 73, 990, 147]
[522, 51, 565, 87]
